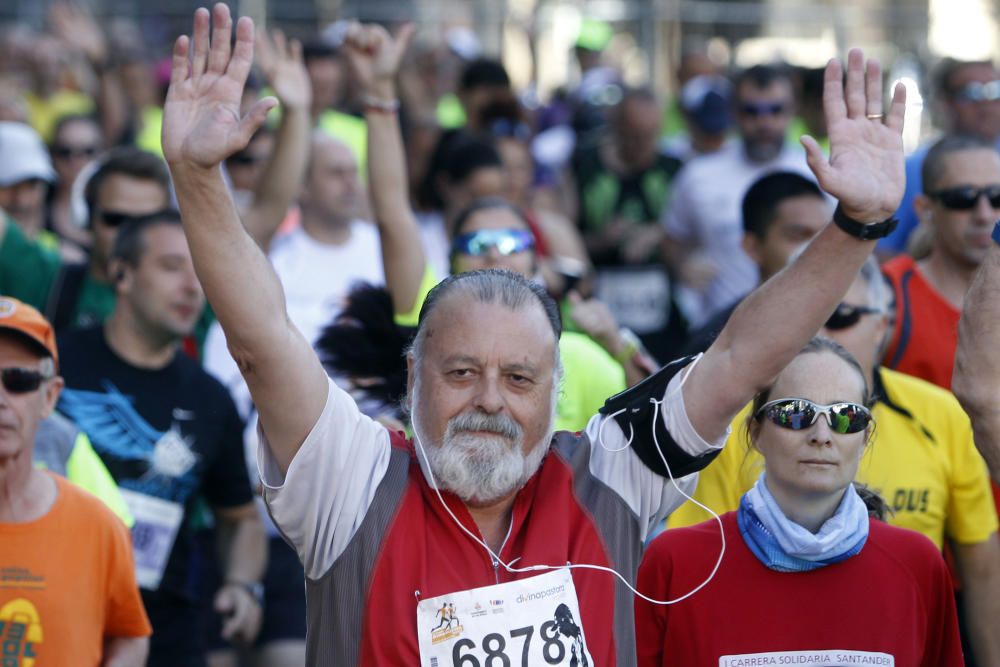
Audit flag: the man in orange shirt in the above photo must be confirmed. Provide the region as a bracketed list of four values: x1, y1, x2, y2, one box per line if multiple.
[0, 296, 150, 666]
[883, 134, 1000, 388]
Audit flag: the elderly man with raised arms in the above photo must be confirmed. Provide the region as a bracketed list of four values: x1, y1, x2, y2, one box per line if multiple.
[161, 5, 905, 665]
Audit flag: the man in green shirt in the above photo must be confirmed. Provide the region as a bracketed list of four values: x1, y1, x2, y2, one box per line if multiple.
[0, 147, 172, 331]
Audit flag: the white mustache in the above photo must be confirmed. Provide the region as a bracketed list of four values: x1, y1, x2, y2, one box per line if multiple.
[447, 411, 522, 442]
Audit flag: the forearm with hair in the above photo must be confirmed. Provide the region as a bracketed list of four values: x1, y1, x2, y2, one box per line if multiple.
[954, 536, 1000, 665]
[216, 507, 267, 585]
[102, 637, 148, 667]
[684, 223, 877, 442]
[367, 80, 427, 316]
[169, 164, 329, 473]
[170, 166, 288, 348]
[954, 246, 1000, 482]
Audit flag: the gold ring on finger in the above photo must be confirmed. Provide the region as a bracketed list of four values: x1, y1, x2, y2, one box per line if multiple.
[866, 113, 884, 120]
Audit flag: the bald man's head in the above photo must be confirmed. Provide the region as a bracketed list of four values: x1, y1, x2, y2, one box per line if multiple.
[300, 130, 361, 227]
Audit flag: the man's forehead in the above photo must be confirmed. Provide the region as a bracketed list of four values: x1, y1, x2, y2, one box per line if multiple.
[421, 292, 556, 356]
[99, 174, 168, 205]
[951, 63, 998, 87]
[738, 80, 791, 101]
[0, 331, 49, 364]
[940, 148, 1000, 182]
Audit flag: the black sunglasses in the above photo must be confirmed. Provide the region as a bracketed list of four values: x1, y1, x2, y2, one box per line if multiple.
[228, 152, 266, 166]
[97, 209, 176, 228]
[739, 101, 786, 117]
[1, 367, 51, 394]
[755, 398, 872, 434]
[825, 303, 881, 330]
[928, 185, 1000, 210]
[51, 145, 98, 160]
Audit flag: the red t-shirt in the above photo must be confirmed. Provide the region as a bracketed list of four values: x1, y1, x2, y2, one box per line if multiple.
[635, 512, 963, 667]
[882, 255, 960, 390]
[0, 474, 151, 665]
[882, 255, 1000, 521]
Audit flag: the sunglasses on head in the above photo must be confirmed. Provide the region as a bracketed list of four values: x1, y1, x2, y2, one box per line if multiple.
[97, 209, 174, 228]
[1, 367, 52, 394]
[451, 229, 535, 257]
[756, 398, 872, 434]
[953, 79, 1000, 103]
[51, 145, 98, 160]
[825, 302, 881, 330]
[927, 185, 1000, 210]
[739, 101, 786, 117]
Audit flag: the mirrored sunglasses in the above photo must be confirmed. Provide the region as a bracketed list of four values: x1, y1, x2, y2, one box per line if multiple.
[954, 80, 1000, 103]
[755, 398, 872, 434]
[928, 185, 1000, 210]
[451, 229, 535, 257]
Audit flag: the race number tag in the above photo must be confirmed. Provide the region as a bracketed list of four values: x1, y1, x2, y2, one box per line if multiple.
[416, 568, 593, 667]
[120, 489, 183, 590]
[595, 266, 670, 335]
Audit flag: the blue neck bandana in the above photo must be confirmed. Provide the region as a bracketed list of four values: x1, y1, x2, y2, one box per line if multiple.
[737, 475, 869, 573]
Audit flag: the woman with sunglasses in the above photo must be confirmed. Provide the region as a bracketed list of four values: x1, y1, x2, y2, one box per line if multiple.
[635, 337, 962, 666]
[45, 114, 103, 260]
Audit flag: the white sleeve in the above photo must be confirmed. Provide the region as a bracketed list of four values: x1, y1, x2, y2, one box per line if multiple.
[258, 377, 392, 579]
[586, 368, 728, 541]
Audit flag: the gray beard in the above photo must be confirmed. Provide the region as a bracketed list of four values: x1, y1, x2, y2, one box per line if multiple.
[410, 380, 555, 505]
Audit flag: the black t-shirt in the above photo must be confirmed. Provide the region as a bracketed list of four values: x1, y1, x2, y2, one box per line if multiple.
[56, 326, 252, 604]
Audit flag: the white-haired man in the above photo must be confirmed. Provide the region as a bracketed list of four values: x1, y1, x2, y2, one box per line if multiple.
[160, 4, 905, 664]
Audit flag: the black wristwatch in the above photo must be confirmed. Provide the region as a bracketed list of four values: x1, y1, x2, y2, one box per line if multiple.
[992, 220, 1000, 246]
[832, 205, 899, 241]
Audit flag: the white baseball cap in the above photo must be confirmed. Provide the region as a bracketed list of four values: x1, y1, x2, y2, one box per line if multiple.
[0, 121, 56, 187]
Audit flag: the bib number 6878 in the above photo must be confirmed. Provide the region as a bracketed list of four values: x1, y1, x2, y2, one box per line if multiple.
[451, 621, 566, 667]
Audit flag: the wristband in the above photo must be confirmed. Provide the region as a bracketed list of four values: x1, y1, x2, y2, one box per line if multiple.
[832, 204, 899, 241]
[613, 329, 640, 367]
[992, 220, 1000, 246]
[362, 94, 400, 114]
[227, 580, 264, 605]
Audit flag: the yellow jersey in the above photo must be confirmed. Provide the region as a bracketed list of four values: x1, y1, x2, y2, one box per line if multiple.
[668, 367, 997, 549]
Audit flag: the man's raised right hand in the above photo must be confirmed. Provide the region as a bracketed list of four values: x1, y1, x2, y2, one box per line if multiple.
[162, 3, 276, 170]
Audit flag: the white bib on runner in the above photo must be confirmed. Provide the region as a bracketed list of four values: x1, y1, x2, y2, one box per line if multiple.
[416, 568, 594, 667]
[120, 489, 183, 590]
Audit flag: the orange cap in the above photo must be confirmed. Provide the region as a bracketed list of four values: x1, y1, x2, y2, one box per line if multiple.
[0, 297, 58, 365]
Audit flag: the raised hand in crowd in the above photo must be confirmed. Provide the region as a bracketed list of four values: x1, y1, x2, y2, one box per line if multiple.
[48, 1, 108, 66]
[48, 0, 128, 143]
[682, 49, 906, 443]
[241, 27, 312, 249]
[164, 4, 329, 474]
[341, 23, 426, 315]
[800, 51, 905, 223]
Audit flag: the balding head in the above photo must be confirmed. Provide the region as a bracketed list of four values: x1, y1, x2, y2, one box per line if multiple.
[300, 130, 361, 227]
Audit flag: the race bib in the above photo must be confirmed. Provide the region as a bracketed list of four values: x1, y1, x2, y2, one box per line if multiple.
[719, 650, 894, 666]
[595, 266, 670, 334]
[416, 568, 593, 667]
[120, 489, 183, 590]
